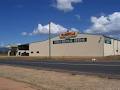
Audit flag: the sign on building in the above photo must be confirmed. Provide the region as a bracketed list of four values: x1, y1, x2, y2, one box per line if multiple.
[59, 31, 78, 39]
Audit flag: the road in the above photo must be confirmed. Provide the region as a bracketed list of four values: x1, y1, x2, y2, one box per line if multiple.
[0, 60, 120, 76]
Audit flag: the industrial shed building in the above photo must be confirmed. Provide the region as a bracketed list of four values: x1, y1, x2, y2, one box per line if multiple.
[8, 32, 120, 57]
[28, 33, 120, 57]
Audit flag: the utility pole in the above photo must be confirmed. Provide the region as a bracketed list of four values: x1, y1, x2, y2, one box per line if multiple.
[49, 22, 51, 59]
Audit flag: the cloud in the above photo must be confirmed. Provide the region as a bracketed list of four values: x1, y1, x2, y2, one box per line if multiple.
[21, 32, 27, 36]
[22, 22, 79, 36]
[53, 0, 82, 12]
[75, 14, 81, 20]
[71, 28, 79, 32]
[85, 12, 120, 35]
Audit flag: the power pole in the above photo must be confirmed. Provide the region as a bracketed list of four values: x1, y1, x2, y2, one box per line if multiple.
[49, 22, 51, 59]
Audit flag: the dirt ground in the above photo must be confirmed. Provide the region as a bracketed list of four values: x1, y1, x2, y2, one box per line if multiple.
[0, 65, 120, 90]
[0, 77, 37, 90]
[0, 55, 120, 61]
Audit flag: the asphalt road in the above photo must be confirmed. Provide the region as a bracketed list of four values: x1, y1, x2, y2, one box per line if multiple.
[0, 60, 120, 76]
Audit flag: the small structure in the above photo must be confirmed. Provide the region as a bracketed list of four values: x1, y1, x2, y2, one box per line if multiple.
[8, 44, 29, 56]
[8, 45, 18, 56]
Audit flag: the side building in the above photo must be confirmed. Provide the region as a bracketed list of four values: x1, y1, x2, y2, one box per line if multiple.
[8, 44, 29, 56]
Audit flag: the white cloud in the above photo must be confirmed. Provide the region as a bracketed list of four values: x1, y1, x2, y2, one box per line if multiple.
[22, 22, 79, 36]
[71, 28, 79, 32]
[16, 43, 21, 45]
[21, 32, 27, 36]
[85, 12, 120, 35]
[75, 14, 81, 20]
[53, 0, 82, 12]
[34, 22, 68, 34]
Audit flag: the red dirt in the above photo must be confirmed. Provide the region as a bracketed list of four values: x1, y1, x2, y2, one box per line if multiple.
[0, 77, 37, 90]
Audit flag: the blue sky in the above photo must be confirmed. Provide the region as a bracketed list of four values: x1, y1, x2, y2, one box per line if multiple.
[0, 0, 120, 46]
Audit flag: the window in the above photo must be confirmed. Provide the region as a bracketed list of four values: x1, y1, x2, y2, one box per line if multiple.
[19, 52, 21, 55]
[36, 51, 39, 53]
[105, 38, 111, 44]
[18, 44, 29, 50]
[31, 51, 33, 53]
[53, 41, 55, 44]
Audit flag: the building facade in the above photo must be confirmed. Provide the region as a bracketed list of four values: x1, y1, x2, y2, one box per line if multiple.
[8, 33, 120, 57]
[29, 33, 120, 57]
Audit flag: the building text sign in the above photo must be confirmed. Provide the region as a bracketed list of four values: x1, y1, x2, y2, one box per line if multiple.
[59, 31, 78, 39]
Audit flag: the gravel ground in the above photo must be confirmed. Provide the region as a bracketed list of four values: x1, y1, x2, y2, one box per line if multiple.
[0, 65, 120, 90]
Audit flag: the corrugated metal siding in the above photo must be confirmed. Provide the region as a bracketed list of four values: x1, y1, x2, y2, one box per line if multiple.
[29, 34, 104, 57]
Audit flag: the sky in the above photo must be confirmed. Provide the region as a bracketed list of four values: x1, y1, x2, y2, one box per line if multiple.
[0, 0, 120, 46]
